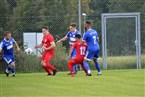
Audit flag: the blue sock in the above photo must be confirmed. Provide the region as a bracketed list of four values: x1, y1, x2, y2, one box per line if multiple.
[8, 66, 12, 71]
[94, 61, 101, 72]
[11, 67, 15, 74]
[83, 62, 90, 71]
[73, 65, 78, 72]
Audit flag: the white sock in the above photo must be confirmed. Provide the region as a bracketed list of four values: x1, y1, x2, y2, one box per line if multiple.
[88, 70, 91, 74]
[98, 72, 102, 74]
[5, 69, 9, 73]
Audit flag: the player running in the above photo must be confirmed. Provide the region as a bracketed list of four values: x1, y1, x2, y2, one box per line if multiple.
[68, 34, 88, 77]
[57, 23, 80, 73]
[35, 26, 58, 76]
[0, 31, 20, 77]
[82, 21, 102, 76]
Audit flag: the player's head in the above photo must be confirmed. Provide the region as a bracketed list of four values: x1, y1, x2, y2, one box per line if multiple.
[4, 31, 11, 40]
[42, 26, 49, 35]
[69, 23, 77, 32]
[75, 34, 81, 41]
[85, 21, 91, 30]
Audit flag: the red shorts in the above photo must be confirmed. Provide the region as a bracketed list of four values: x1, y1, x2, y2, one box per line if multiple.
[70, 57, 84, 64]
[42, 51, 54, 63]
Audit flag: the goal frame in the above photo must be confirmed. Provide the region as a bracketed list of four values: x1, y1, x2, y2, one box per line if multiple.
[101, 13, 141, 69]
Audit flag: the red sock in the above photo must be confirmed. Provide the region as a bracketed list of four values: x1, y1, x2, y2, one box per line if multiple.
[68, 60, 75, 72]
[81, 63, 87, 73]
[46, 64, 56, 71]
[43, 66, 52, 74]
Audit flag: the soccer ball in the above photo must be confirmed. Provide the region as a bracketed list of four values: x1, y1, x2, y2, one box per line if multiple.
[25, 48, 33, 54]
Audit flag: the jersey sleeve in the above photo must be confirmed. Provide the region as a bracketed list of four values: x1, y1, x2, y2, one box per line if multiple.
[65, 32, 70, 38]
[0, 41, 4, 50]
[41, 36, 45, 44]
[82, 32, 87, 42]
[11, 38, 16, 44]
[48, 34, 54, 43]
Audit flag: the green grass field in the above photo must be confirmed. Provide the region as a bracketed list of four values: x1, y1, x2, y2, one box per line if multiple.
[0, 69, 144, 97]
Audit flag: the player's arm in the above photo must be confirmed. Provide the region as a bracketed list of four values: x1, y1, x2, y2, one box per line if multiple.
[69, 46, 74, 59]
[0, 42, 3, 53]
[14, 41, 20, 52]
[81, 33, 87, 44]
[57, 36, 67, 43]
[34, 44, 43, 49]
[43, 42, 55, 50]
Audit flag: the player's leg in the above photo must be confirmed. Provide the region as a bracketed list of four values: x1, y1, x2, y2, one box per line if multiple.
[80, 63, 87, 74]
[83, 50, 95, 76]
[41, 61, 52, 75]
[41, 54, 52, 75]
[71, 48, 78, 72]
[43, 52, 57, 76]
[3, 55, 15, 77]
[68, 59, 76, 77]
[93, 50, 102, 75]
[10, 62, 16, 77]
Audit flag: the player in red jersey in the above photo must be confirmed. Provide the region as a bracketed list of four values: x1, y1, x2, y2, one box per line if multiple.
[35, 26, 57, 76]
[68, 34, 88, 77]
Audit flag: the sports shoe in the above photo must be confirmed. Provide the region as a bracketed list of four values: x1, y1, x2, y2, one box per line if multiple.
[47, 74, 52, 76]
[97, 73, 102, 76]
[97, 72, 102, 76]
[67, 72, 71, 75]
[86, 73, 92, 76]
[4, 70, 9, 77]
[70, 72, 76, 77]
[52, 69, 58, 76]
[12, 74, 15, 77]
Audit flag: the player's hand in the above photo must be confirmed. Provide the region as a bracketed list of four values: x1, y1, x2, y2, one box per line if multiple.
[68, 55, 71, 60]
[16, 47, 20, 52]
[34, 46, 37, 49]
[56, 40, 61, 43]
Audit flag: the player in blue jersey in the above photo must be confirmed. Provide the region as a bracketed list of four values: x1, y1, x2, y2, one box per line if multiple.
[82, 21, 102, 76]
[57, 23, 80, 74]
[0, 32, 20, 77]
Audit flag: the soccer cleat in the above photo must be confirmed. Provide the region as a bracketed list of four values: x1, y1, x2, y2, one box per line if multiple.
[52, 69, 58, 76]
[97, 73, 102, 76]
[70, 72, 76, 77]
[67, 71, 77, 75]
[4, 70, 9, 77]
[12, 74, 15, 77]
[67, 72, 71, 75]
[86, 73, 92, 76]
[97, 72, 102, 76]
[47, 74, 52, 76]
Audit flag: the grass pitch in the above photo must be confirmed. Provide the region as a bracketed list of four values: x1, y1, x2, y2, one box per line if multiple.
[0, 69, 144, 97]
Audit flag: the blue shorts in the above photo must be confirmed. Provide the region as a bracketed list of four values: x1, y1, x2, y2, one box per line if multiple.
[71, 48, 76, 58]
[84, 49, 100, 61]
[2, 55, 15, 65]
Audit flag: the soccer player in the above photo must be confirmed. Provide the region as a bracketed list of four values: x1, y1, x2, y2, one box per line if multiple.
[68, 34, 87, 77]
[0, 31, 20, 77]
[35, 26, 57, 76]
[57, 23, 80, 73]
[82, 21, 102, 76]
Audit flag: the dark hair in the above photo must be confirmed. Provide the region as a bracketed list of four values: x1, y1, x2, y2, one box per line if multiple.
[4, 31, 11, 36]
[86, 21, 91, 25]
[75, 34, 81, 39]
[70, 23, 76, 27]
[42, 26, 49, 30]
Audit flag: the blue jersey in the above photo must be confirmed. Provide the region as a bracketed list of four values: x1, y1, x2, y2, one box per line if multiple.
[83, 29, 100, 50]
[0, 37, 15, 56]
[66, 30, 80, 43]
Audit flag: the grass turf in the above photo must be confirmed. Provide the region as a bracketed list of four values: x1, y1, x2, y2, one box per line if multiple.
[0, 69, 144, 97]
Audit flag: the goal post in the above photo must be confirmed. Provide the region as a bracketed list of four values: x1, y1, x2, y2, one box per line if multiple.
[101, 13, 141, 69]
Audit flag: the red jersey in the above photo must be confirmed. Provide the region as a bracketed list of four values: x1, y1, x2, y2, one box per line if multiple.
[72, 40, 87, 58]
[41, 33, 54, 53]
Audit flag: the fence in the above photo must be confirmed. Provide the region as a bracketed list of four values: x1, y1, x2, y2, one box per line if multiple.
[0, 0, 145, 72]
